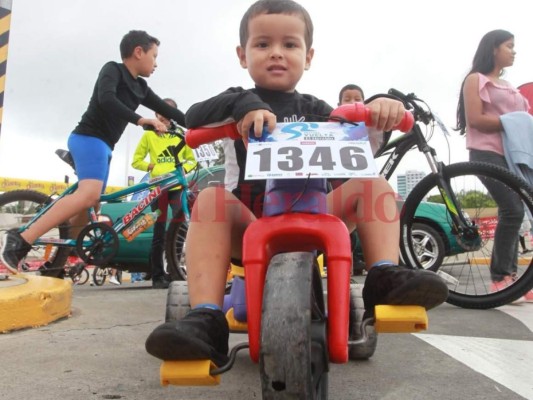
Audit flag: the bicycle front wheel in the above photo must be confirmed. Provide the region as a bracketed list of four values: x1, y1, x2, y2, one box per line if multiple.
[400, 161, 533, 309]
[260, 252, 328, 399]
[92, 266, 107, 286]
[0, 190, 70, 273]
[165, 221, 188, 281]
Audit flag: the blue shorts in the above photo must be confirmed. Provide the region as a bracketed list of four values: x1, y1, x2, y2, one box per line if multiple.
[68, 133, 112, 188]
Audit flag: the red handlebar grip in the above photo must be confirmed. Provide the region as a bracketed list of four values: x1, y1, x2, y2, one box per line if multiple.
[185, 123, 241, 148]
[330, 103, 414, 133]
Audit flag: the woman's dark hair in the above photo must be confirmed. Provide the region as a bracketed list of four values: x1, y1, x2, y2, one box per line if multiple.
[239, 0, 313, 49]
[120, 30, 160, 59]
[338, 84, 365, 103]
[455, 29, 514, 134]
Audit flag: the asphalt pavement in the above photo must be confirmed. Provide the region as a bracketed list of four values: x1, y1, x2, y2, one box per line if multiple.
[1, 279, 532, 400]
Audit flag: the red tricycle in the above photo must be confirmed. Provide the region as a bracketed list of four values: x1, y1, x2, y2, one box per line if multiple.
[160, 104, 429, 399]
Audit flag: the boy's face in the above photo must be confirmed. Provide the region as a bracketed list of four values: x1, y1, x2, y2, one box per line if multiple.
[135, 44, 158, 78]
[339, 89, 364, 105]
[237, 13, 313, 92]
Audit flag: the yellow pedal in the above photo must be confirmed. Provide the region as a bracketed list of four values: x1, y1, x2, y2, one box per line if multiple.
[374, 305, 428, 333]
[230, 264, 245, 278]
[160, 360, 220, 386]
[317, 254, 326, 277]
[226, 308, 248, 332]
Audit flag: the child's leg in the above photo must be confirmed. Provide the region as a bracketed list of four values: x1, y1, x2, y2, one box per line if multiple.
[0, 179, 103, 273]
[327, 176, 399, 266]
[146, 187, 255, 364]
[21, 179, 103, 244]
[186, 187, 255, 307]
[327, 177, 448, 317]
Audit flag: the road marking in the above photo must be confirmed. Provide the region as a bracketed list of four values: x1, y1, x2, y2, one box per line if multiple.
[498, 303, 533, 332]
[415, 314, 533, 400]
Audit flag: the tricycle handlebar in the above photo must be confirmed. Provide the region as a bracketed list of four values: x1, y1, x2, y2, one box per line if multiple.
[329, 103, 414, 133]
[185, 104, 414, 149]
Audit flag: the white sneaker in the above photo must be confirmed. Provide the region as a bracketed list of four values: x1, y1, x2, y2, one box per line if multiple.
[109, 276, 120, 285]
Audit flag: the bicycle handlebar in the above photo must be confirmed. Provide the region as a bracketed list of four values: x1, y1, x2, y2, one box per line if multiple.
[329, 103, 414, 132]
[185, 104, 414, 148]
[387, 88, 434, 125]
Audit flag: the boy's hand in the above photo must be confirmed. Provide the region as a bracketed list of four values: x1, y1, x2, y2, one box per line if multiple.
[237, 109, 277, 146]
[138, 117, 168, 134]
[365, 98, 406, 132]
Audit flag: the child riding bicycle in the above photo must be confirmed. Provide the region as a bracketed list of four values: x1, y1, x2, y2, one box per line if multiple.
[145, 0, 448, 366]
[0, 30, 186, 275]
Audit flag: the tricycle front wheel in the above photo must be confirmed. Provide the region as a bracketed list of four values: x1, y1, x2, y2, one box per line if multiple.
[260, 252, 328, 399]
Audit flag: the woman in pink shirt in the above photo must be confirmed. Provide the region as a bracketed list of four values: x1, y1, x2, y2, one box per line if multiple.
[456, 29, 532, 301]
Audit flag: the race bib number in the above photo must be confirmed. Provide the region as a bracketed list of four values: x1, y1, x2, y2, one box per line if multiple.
[245, 122, 379, 179]
[193, 144, 218, 162]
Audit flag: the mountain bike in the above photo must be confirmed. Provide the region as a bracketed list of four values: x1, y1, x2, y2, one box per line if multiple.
[379, 89, 533, 309]
[0, 123, 194, 281]
[158, 108, 433, 399]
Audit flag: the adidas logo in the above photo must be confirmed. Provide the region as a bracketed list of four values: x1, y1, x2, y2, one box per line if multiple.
[157, 147, 176, 164]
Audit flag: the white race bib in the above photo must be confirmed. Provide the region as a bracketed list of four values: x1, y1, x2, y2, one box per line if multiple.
[245, 122, 379, 179]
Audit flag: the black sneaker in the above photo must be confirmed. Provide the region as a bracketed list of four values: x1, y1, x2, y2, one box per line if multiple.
[38, 261, 65, 279]
[362, 264, 448, 319]
[0, 230, 32, 274]
[152, 276, 170, 289]
[145, 308, 230, 367]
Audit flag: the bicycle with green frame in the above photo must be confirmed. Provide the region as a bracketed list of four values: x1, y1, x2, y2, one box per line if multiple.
[0, 123, 193, 281]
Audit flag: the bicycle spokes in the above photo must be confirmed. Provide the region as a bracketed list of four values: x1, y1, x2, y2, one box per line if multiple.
[76, 222, 119, 266]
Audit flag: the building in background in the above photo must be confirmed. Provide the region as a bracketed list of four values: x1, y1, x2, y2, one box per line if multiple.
[397, 170, 426, 199]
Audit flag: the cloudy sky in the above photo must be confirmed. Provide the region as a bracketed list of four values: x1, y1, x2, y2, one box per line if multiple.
[1, 0, 532, 187]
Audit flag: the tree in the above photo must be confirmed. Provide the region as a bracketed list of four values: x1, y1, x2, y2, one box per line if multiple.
[426, 189, 496, 208]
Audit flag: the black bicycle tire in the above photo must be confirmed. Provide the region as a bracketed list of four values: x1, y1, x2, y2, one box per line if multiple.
[92, 266, 107, 286]
[71, 264, 90, 285]
[78, 267, 90, 285]
[259, 252, 328, 399]
[164, 221, 188, 281]
[0, 190, 70, 273]
[400, 161, 533, 309]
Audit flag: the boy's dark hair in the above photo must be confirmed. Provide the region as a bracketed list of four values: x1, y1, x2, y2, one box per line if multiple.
[338, 84, 365, 103]
[239, 0, 313, 49]
[120, 30, 160, 59]
[163, 98, 177, 108]
[455, 29, 514, 134]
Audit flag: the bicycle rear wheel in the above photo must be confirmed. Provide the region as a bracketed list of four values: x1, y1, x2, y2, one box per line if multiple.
[400, 161, 533, 309]
[70, 262, 89, 285]
[0, 190, 70, 274]
[165, 221, 188, 281]
[260, 252, 328, 399]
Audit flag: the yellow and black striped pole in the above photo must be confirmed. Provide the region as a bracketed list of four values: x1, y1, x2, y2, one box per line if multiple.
[0, 0, 12, 138]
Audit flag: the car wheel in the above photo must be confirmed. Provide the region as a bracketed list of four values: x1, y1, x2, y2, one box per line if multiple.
[409, 222, 445, 271]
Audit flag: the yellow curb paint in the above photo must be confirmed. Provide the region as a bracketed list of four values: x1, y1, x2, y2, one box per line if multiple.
[0, 274, 72, 333]
[470, 257, 530, 266]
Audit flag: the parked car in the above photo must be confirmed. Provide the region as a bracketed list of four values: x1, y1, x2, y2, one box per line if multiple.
[351, 200, 466, 273]
[102, 165, 464, 277]
[99, 166, 225, 277]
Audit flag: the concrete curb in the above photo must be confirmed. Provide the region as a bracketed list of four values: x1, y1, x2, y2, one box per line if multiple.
[0, 274, 72, 333]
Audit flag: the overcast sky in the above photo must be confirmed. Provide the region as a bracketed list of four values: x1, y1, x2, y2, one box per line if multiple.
[1, 0, 532, 187]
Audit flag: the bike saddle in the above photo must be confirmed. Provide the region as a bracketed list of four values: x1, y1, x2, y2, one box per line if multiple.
[55, 149, 76, 171]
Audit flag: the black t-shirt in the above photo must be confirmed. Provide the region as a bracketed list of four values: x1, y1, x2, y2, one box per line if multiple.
[73, 61, 185, 150]
[186, 86, 333, 213]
